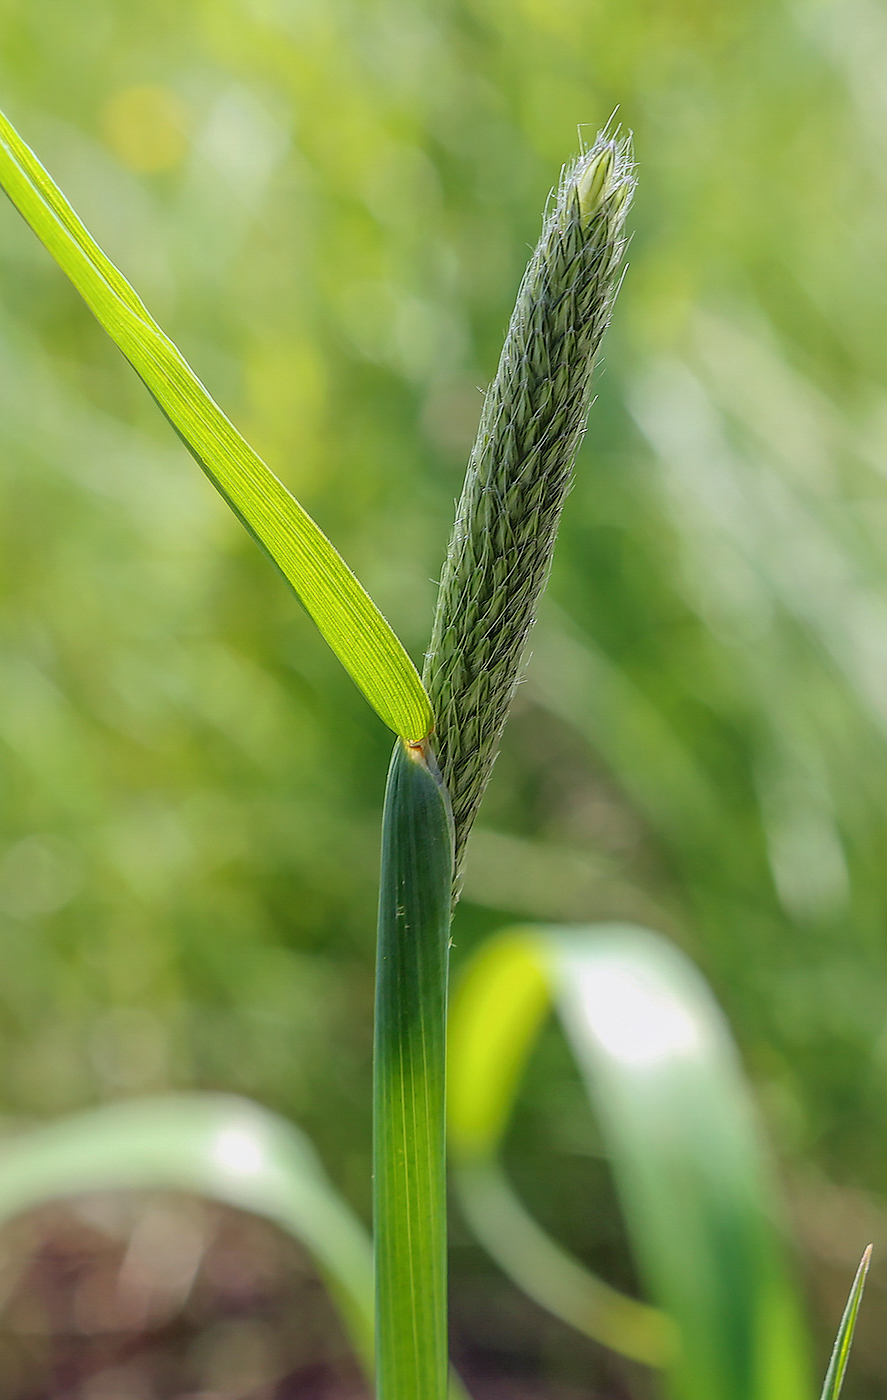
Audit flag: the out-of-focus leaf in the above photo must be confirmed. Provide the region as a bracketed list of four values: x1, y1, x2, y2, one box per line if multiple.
[819, 1245, 871, 1400]
[448, 929, 670, 1368]
[456, 1156, 674, 1368]
[0, 106, 433, 743]
[0, 1091, 473, 1400]
[448, 925, 813, 1400]
[0, 1094, 374, 1371]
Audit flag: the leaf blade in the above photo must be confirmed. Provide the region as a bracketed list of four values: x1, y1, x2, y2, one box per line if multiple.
[819, 1245, 871, 1400]
[0, 1094, 375, 1369]
[0, 106, 433, 743]
[447, 927, 673, 1368]
[448, 924, 814, 1400]
[0, 1091, 473, 1400]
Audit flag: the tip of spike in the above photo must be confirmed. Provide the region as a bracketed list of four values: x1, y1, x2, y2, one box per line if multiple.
[569, 131, 635, 229]
[575, 143, 615, 219]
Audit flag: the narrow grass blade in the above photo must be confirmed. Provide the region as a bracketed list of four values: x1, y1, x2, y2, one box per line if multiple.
[0, 1094, 374, 1370]
[374, 738, 454, 1400]
[448, 926, 813, 1400]
[0, 107, 433, 743]
[819, 1245, 871, 1400]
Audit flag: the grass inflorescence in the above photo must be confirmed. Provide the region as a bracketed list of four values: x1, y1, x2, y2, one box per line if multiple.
[424, 130, 635, 887]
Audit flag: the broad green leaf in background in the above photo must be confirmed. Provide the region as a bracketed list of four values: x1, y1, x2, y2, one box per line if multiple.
[448, 925, 813, 1400]
[819, 1245, 871, 1400]
[0, 106, 433, 743]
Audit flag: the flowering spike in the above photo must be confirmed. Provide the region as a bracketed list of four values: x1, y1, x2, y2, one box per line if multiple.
[424, 129, 635, 891]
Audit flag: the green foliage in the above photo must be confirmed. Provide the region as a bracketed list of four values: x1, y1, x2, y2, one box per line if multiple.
[819, 1247, 871, 1400]
[0, 106, 432, 743]
[449, 926, 811, 1400]
[373, 739, 453, 1400]
[0, 0, 880, 1167]
[0, 1094, 375, 1370]
[0, 0, 883, 1396]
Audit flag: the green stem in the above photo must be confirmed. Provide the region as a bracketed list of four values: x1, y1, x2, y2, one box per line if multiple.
[374, 738, 454, 1400]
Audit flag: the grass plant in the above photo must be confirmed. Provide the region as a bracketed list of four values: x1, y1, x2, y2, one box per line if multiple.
[0, 104, 871, 1400]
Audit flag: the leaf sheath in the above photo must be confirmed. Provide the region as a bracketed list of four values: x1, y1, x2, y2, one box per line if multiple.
[374, 738, 454, 1400]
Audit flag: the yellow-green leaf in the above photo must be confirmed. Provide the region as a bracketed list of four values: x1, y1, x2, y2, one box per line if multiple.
[0, 106, 433, 743]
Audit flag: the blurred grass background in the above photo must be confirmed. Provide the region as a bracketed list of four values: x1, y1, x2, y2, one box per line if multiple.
[0, 0, 886, 1394]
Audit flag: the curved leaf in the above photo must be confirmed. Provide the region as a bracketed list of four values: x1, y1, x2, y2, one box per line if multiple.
[0, 1094, 374, 1370]
[448, 924, 812, 1400]
[456, 1156, 674, 1367]
[0, 1092, 474, 1400]
[0, 106, 433, 743]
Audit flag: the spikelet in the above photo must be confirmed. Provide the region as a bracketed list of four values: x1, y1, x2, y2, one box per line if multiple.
[424, 130, 635, 890]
